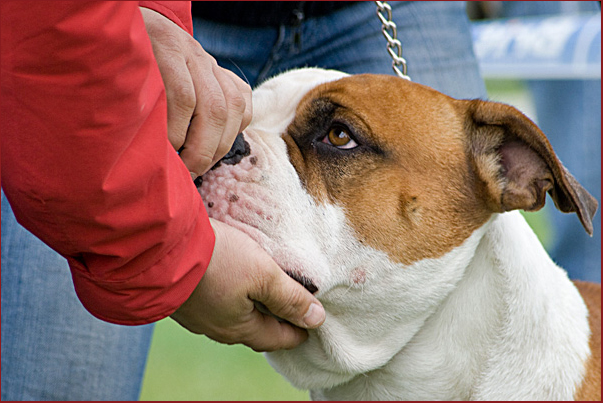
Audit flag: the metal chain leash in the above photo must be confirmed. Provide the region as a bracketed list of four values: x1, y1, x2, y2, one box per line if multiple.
[375, 1, 411, 80]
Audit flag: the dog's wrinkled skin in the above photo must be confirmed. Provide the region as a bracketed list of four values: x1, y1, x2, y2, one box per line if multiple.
[198, 68, 600, 401]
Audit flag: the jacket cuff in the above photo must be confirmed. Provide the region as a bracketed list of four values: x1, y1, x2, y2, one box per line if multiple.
[139, 1, 193, 35]
[70, 203, 215, 325]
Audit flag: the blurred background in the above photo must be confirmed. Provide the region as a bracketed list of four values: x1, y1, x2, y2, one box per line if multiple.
[139, 2, 601, 400]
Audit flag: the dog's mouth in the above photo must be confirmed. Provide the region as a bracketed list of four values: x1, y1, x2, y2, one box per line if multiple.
[194, 132, 319, 323]
[193, 133, 250, 189]
[288, 271, 318, 294]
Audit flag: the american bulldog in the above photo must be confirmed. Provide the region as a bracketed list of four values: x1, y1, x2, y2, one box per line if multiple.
[197, 68, 600, 401]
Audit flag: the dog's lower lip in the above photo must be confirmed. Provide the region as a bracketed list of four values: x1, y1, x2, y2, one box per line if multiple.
[287, 271, 318, 294]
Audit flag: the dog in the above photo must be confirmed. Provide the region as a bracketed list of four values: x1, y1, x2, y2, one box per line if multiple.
[197, 68, 600, 401]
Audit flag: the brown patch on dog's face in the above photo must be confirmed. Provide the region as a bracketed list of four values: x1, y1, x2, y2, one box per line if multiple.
[284, 74, 491, 265]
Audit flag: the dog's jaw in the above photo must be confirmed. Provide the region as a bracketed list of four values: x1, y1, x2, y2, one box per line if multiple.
[200, 71, 494, 389]
[199, 68, 593, 400]
[311, 212, 590, 401]
[266, 223, 490, 391]
[198, 67, 494, 390]
[201, 124, 492, 391]
[199, 68, 351, 293]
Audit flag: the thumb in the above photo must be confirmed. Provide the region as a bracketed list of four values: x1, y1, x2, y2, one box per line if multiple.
[251, 269, 325, 330]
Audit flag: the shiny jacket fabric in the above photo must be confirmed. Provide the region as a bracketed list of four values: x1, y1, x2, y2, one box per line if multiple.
[0, 1, 214, 325]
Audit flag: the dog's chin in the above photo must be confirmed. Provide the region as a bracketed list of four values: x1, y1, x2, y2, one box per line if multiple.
[196, 131, 429, 391]
[197, 129, 399, 389]
[266, 340, 360, 390]
[195, 68, 488, 393]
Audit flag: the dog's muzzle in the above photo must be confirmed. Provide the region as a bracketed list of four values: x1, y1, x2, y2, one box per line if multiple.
[217, 132, 251, 167]
[194, 133, 250, 188]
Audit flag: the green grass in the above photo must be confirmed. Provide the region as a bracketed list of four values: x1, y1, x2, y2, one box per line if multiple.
[521, 208, 554, 249]
[139, 318, 309, 401]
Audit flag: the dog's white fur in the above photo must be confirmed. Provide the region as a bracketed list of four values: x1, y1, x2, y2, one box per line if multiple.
[199, 69, 592, 400]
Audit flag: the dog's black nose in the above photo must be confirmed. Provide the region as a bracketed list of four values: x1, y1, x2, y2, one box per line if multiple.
[214, 132, 250, 169]
[194, 133, 251, 189]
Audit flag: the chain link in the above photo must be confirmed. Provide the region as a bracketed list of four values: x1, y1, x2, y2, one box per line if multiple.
[375, 1, 411, 80]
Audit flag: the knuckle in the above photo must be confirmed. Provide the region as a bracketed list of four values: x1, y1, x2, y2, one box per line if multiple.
[253, 269, 279, 300]
[181, 148, 214, 175]
[204, 95, 228, 124]
[278, 292, 306, 319]
[228, 92, 247, 114]
[168, 83, 196, 111]
[222, 329, 242, 344]
[241, 109, 253, 131]
[211, 323, 245, 345]
[192, 154, 214, 174]
[192, 44, 215, 64]
[244, 328, 282, 353]
[167, 132, 185, 151]
[262, 280, 307, 321]
[214, 143, 231, 160]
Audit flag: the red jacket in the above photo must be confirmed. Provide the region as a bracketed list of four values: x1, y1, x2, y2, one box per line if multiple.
[0, 1, 215, 325]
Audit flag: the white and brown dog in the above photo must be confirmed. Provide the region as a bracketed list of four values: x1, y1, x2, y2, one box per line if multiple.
[198, 68, 600, 401]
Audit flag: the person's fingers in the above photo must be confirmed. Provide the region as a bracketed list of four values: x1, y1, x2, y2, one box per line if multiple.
[238, 311, 309, 352]
[141, 7, 251, 176]
[205, 66, 248, 169]
[221, 68, 253, 134]
[171, 219, 324, 351]
[161, 57, 196, 151]
[179, 62, 250, 176]
[177, 61, 224, 175]
[249, 265, 326, 331]
[140, 7, 197, 152]
[197, 308, 309, 352]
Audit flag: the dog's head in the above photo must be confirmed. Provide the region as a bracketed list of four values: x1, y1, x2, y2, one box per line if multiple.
[198, 68, 597, 390]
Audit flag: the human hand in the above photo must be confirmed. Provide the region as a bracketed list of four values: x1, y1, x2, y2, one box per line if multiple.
[140, 7, 252, 177]
[170, 219, 326, 352]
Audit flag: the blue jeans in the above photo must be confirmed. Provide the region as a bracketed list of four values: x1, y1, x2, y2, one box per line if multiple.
[501, 1, 601, 283]
[1, 194, 154, 401]
[193, 1, 487, 99]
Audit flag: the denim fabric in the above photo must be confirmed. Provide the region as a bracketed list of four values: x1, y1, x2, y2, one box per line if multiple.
[501, 1, 601, 283]
[193, 1, 488, 99]
[530, 80, 601, 283]
[1, 194, 154, 401]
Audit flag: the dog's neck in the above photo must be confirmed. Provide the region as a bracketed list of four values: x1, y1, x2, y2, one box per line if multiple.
[312, 212, 590, 401]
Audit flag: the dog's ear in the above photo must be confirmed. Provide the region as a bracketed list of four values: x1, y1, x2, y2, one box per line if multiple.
[461, 99, 598, 235]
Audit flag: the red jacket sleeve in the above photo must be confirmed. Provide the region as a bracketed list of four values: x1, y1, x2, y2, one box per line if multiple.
[139, 1, 193, 35]
[0, 1, 214, 325]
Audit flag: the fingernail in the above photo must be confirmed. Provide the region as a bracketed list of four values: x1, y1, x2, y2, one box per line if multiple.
[303, 303, 325, 328]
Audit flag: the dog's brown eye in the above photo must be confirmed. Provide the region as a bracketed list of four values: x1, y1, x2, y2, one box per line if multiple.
[322, 126, 358, 150]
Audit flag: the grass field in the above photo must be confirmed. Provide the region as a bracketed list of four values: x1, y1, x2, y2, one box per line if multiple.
[139, 80, 554, 401]
[139, 318, 309, 401]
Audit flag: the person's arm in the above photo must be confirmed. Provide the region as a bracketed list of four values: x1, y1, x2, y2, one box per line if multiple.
[137, 2, 324, 350]
[1, 1, 324, 350]
[1, 1, 212, 325]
